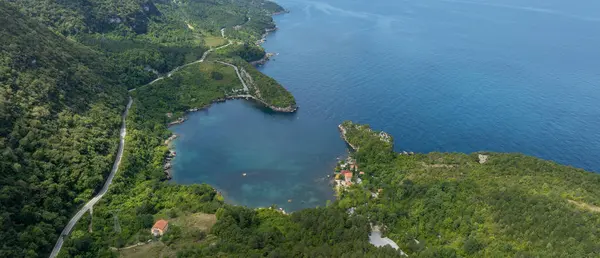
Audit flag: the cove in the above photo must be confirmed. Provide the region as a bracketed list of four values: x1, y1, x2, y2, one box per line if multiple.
[169, 100, 345, 211]
[172, 0, 600, 210]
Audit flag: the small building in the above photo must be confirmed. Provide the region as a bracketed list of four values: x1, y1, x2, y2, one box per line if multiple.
[341, 170, 353, 182]
[359, 171, 365, 175]
[151, 219, 169, 236]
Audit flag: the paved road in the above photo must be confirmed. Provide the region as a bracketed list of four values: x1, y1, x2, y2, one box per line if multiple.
[49, 28, 238, 258]
[215, 61, 249, 92]
[49, 97, 132, 258]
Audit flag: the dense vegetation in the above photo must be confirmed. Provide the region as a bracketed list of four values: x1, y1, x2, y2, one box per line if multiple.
[9, 0, 284, 88]
[0, 2, 127, 257]
[132, 61, 245, 126]
[4, 0, 600, 257]
[1, 0, 293, 257]
[338, 121, 600, 257]
[226, 56, 297, 108]
[215, 42, 266, 63]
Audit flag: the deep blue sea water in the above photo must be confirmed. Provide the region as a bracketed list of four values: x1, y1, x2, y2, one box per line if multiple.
[171, 0, 600, 211]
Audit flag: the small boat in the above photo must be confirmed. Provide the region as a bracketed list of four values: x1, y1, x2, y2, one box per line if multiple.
[242, 173, 247, 177]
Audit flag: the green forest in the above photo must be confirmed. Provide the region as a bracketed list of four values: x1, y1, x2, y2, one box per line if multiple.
[337, 121, 600, 257]
[2, 0, 600, 257]
[1, 0, 293, 257]
[0, 2, 127, 257]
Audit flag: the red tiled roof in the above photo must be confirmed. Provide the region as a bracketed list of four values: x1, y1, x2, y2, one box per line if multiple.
[344, 172, 353, 181]
[152, 219, 168, 230]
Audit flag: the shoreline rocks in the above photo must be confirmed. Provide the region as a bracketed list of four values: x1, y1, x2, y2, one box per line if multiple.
[272, 10, 290, 16]
[164, 134, 178, 145]
[168, 117, 185, 126]
[338, 124, 359, 151]
[250, 52, 276, 66]
[256, 27, 278, 45]
[163, 149, 176, 180]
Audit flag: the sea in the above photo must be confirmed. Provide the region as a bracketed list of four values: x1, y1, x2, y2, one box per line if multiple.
[170, 0, 600, 211]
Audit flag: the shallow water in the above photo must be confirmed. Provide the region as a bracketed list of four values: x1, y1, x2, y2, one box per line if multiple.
[172, 0, 600, 211]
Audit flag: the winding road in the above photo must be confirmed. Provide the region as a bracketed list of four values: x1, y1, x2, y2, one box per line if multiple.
[49, 97, 132, 258]
[49, 28, 240, 257]
[216, 61, 249, 92]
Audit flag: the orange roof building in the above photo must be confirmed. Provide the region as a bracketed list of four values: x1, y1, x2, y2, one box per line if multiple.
[341, 170, 353, 182]
[151, 219, 169, 236]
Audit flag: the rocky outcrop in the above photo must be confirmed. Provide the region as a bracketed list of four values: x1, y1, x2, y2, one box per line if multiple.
[163, 148, 176, 180]
[338, 122, 394, 152]
[478, 154, 489, 164]
[168, 117, 186, 127]
[228, 95, 297, 113]
[272, 10, 290, 15]
[250, 52, 276, 66]
[338, 124, 359, 151]
[164, 134, 178, 145]
[268, 104, 297, 113]
[256, 27, 278, 45]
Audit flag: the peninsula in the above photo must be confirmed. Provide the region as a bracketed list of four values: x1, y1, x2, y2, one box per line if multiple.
[2, 0, 599, 257]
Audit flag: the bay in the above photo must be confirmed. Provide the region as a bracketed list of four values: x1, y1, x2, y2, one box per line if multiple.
[171, 0, 600, 211]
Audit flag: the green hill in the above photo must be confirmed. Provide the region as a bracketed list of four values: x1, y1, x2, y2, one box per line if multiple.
[1, 0, 293, 256]
[0, 2, 127, 257]
[4, 0, 599, 257]
[338, 121, 600, 257]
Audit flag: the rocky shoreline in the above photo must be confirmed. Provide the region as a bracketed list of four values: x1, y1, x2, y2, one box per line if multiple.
[256, 27, 278, 45]
[272, 10, 290, 16]
[338, 124, 359, 151]
[167, 94, 297, 128]
[162, 10, 295, 181]
[250, 52, 276, 66]
[162, 95, 295, 180]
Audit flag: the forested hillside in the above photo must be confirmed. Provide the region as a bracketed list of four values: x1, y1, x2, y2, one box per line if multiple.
[338, 121, 600, 257]
[2, 0, 293, 257]
[7, 0, 599, 257]
[0, 2, 127, 257]
[10, 0, 283, 88]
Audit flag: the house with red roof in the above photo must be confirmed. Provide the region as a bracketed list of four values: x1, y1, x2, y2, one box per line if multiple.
[151, 219, 169, 236]
[340, 170, 353, 183]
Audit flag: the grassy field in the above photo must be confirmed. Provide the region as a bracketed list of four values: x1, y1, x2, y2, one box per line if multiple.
[204, 36, 227, 48]
[198, 61, 244, 91]
[119, 213, 217, 258]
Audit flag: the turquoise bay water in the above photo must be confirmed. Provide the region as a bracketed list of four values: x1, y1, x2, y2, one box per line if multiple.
[172, 0, 600, 211]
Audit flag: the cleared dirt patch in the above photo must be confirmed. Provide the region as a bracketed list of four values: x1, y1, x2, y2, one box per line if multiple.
[568, 199, 600, 213]
[171, 213, 217, 232]
[119, 213, 217, 258]
[204, 36, 227, 48]
[119, 242, 165, 258]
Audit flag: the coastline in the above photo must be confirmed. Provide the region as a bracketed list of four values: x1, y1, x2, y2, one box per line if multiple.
[164, 10, 295, 181]
[255, 10, 287, 46]
[251, 52, 276, 66]
[338, 124, 359, 151]
[256, 27, 278, 45]
[168, 94, 297, 127]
